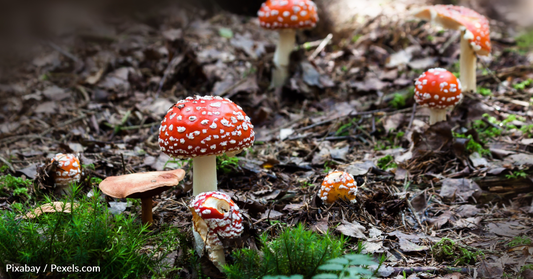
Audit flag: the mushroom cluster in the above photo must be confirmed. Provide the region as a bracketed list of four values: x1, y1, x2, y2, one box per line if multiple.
[318, 171, 358, 204]
[51, 153, 81, 194]
[258, 0, 319, 87]
[158, 95, 255, 195]
[190, 191, 243, 270]
[414, 68, 463, 124]
[414, 5, 491, 93]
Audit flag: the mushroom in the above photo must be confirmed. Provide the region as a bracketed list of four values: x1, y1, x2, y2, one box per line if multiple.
[98, 169, 185, 225]
[414, 5, 491, 93]
[51, 153, 81, 194]
[190, 191, 243, 270]
[158, 96, 255, 196]
[318, 171, 358, 204]
[258, 0, 319, 88]
[414, 68, 463, 125]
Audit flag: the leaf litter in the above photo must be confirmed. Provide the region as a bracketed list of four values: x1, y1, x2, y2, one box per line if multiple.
[1, 0, 533, 278]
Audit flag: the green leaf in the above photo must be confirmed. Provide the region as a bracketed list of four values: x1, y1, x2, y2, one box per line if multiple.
[346, 267, 373, 275]
[344, 254, 375, 265]
[327, 258, 350, 265]
[218, 27, 234, 38]
[312, 274, 339, 279]
[318, 264, 345, 271]
[263, 276, 304, 279]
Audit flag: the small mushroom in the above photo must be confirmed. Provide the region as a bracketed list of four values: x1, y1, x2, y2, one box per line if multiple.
[189, 191, 243, 271]
[158, 96, 255, 196]
[258, 0, 319, 88]
[318, 171, 358, 204]
[51, 153, 81, 194]
[98, 169, 185, 225]
[414, 5, 491, 92]
[414, 68, 463, 125]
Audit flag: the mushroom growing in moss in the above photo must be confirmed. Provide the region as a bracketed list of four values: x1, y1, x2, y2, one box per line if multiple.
[190, 191, 243, 270]
[51, 153, 81, 194]
[98, 169, 185, 225]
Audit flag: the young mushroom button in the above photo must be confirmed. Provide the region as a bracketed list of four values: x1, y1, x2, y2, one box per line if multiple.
[414, 68, 463, 125]
[414, 5, 491, 92]
[190, 191, 243, 270]
[158, 96, 255, 195]
[258, 0, 319, 88]
[51, 153, 81, 194]
[319, 171, 358, 204]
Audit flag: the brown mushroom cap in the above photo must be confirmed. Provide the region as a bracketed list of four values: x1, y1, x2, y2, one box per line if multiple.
[98, 169, 185, 199]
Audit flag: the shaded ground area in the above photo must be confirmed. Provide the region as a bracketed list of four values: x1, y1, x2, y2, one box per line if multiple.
[1, 0, 533, 278]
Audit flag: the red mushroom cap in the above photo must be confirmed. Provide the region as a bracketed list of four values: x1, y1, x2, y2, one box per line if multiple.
[414, 5, 491, 55]
[190, 191, 243, 238]
[414, 68, 463, 109]
[51, 153, 81, 186]
[318, 171, 358, 204]
[158, 96, 255, 159]
[257, 0, 318, 30]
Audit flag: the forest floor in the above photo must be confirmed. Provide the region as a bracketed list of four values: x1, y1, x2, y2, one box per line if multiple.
[1, 0, 533, 278]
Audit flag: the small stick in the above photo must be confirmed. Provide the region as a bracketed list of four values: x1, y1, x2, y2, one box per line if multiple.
[439, 31, 461, 54]
[389, 266, 473, 276]
[47, 41, 80, 62]
[309, 33, 333, 60]
[0, 156, 15, 172]
[407, 103, 417, 130]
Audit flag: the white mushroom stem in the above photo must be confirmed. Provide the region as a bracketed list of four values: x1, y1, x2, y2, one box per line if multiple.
[271, 29, 296, 88]
[460, 29, 477, 93]
[193, 156, 217, 195]
[429, 108, 447, 125]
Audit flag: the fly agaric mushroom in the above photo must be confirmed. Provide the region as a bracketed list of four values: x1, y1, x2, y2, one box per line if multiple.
[414, 68, 463, 124]
[318, 171, 358, 204]
[158, 96, 255, 196]
[190, 191, 243, 270]
[414, 5, 491, 93]
[258, 0, 319, 88]
[51, 153, 81, 194]
[98, 169, 185, 225]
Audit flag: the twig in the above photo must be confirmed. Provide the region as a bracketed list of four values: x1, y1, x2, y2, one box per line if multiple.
[0, 156, 15, 172]
[119, 122, 159, 131]
[407, 197, 425, 232]
[309, 33, 333, 60]
[389, 266, 473, 276]
[296, 108, 392, 132]
[439, 31, 461, 54]
[218, 78, 248, 98]
[155, 54, 184, 99]
[407, 103, 417, 130]
[47, 41, 80, 62]
[478, 58, 517, 93]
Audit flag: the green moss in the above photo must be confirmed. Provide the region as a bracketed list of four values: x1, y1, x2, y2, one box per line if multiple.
[431, 238, 483, 265]
[377, 155, 397, 170]
[0, 174, 32, 199]
[516, 30, 533, 53]
[513, 79, 533, 90]
[477, 87, 492, 96]
[506, 170, 528, 180]
[217, 154, 241, 174]
[0, 193, 180, 278]
[508, 236, 532, 247]
[224, 224, 346, 279]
